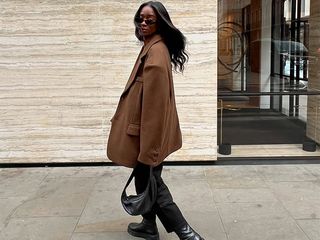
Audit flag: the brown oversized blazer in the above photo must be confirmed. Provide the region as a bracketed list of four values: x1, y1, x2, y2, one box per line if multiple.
[107, 34, 182, 168]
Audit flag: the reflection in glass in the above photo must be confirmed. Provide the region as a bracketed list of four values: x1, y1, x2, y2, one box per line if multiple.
[217, 0, 320, 157]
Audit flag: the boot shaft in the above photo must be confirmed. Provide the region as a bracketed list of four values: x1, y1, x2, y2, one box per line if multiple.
[175, 224, 205, 240]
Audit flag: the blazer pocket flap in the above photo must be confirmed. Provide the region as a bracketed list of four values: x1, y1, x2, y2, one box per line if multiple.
[126, 124, 140, 136]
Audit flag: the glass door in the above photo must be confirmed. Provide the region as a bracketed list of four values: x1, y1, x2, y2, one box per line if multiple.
[217, 0, 320, 158]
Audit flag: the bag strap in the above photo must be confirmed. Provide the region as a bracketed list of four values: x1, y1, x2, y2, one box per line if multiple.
[123, 166, 153, 194]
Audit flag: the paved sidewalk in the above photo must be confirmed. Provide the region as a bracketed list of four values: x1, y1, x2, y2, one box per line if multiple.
[0, 164, 320, 240]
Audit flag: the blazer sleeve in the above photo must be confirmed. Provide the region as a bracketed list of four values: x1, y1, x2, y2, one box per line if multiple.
[137, 45, 171, 165]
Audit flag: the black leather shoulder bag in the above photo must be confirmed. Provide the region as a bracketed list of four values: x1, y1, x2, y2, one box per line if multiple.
[121, 166, 157, 216]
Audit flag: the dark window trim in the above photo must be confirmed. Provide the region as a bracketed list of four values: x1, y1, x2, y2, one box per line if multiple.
[218, 90, 320, 97]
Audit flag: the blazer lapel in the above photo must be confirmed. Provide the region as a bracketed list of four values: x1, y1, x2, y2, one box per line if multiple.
[122, 56, 142, 96]
[121, 35, 163, 97]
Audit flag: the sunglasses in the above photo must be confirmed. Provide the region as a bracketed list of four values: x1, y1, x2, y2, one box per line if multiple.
[135, 17, 157, 26]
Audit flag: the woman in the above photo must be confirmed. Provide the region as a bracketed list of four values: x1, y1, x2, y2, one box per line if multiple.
[107, 1, 204, 240]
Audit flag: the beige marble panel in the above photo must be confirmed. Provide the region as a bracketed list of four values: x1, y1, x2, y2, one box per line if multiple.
[0, 0, 218, 163]
[306, 0, 320, 144]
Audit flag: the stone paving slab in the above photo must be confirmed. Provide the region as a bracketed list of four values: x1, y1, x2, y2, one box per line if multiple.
[278, 199, 320, 220]
[267, 181, 320, 202]
[165, 178, 214, 212]
[222, 217, 309, 240]
[255, 165, 318, 182]
[46, 167, 111, 179]
[13, 177, 97, 218]
[71, 232, 137, 240]
[297, 219, 320, 240]
[212, 188, 278, 203]
[75, 188, 137, 233]
[302, 165, 320, 178]
[1, 164, 320, 240]
[0, 168, 49, 198]
[205, 166, 268, 189]
[0, 217, 78, 240]
[0, 197, 26, 232]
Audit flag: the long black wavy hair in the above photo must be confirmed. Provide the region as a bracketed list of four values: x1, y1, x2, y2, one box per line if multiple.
[134, 1, 189, 73]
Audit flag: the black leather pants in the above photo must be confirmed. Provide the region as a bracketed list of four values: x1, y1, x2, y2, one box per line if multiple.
[134, 162, 187, 233]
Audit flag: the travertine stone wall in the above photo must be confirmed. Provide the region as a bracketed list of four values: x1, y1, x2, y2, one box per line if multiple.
[0, 1, 217, 163]
[306, 0, 320, 144]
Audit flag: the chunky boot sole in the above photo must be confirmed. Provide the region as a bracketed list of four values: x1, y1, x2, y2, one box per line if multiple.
[127, 227, 160, 240]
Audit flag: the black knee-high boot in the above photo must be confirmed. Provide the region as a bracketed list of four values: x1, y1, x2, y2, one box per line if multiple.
[175, 224, 205, 240]
[128, 217, 159, 240]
